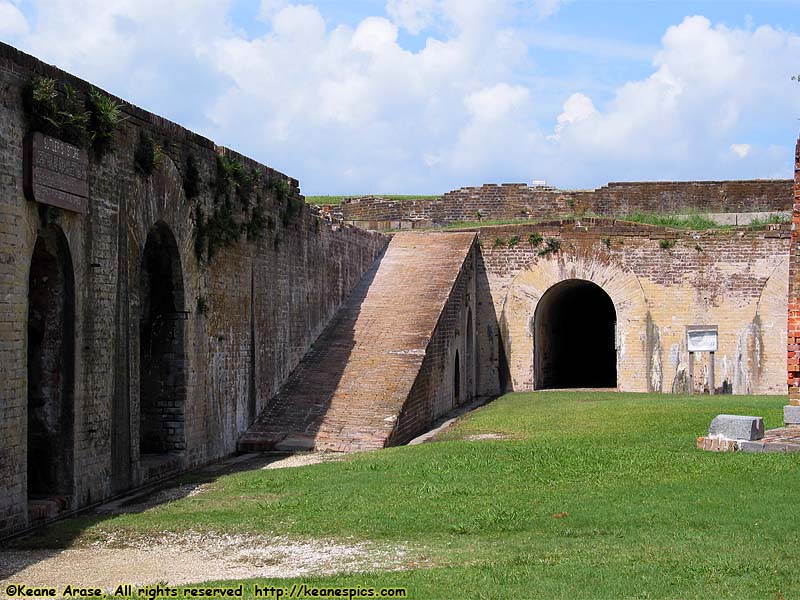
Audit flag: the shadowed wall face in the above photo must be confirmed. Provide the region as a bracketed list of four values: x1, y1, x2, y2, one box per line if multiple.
[534, 279, 616, 390]
[139, 224, 186, 455]
[27, 227, 74, 499]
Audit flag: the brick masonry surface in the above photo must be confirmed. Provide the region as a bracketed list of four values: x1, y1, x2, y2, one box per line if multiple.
[330, 180, 793, 227]
[788, 135, 800, 401]
[0, 43, 387, 537]
[465, 219, 790, 397]
[239, 231, 477, 452]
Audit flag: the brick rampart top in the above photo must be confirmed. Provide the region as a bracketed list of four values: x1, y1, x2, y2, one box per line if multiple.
[336, 179, 792, 226]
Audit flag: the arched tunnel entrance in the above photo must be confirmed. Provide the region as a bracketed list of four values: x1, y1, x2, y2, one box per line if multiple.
[534, 279, 617, 390]
[139, 223, 186, 456]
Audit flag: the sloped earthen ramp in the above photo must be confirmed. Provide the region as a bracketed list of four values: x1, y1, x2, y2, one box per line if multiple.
[238, 231, 476, 453]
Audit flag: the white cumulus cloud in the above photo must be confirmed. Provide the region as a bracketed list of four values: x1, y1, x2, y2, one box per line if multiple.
[465, 83, 530, 122]
[0, 1, 29, 36]
[730, 144, 751, 158]
[386, 0, 437, 34]
[2, 4, 798, 193]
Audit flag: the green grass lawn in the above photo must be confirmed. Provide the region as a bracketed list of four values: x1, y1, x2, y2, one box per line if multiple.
[16, 392, 800, 598]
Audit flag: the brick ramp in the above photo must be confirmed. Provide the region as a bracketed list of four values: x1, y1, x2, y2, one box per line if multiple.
[238, 231, 476, 452]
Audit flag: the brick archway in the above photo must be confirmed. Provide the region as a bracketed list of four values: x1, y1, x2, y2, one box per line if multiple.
[501, 252, 650, 392]
[138, 221, 187, 456]
[534, 279, 617, 390]
[26, 224, 75, 511]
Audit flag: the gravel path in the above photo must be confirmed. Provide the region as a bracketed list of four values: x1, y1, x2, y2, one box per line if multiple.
[0, 453, 408, 593]
[0, 532, 406, 592]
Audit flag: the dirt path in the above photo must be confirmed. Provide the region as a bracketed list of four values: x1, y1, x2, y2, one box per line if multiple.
[0, 532, 406, 592]
[0, 453, 409, 593]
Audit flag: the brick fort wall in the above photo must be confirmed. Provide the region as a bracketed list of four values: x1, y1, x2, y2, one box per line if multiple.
[0, 43, 388, 537]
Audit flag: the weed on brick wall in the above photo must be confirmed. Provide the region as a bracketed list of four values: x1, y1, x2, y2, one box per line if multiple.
[86, 88, 123, 155]
[183, 154, 201, 200]
[23, 77, 122, 155]
[196, 295, 209, 315]
[538, 238, 561, 256]
[134, 130, 162, 176]
[528, 233, 543, 247]
[193, 155, 294, 264]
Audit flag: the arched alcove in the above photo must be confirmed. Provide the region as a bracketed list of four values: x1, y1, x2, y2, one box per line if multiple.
[465, 309, 474, 399]
[453, 350, 461, 405]
[534, 279, 616, 389]
[27, 225, 75, 503]
[139, 222, 186, 455]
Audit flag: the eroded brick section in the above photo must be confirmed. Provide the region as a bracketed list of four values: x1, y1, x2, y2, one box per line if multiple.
[239, 232, 477, 452]
[788, 135, 800, 400]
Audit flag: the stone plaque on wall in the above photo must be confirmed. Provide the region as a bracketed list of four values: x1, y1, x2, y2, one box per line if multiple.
[687, 325, 718, 352]
[24, 132, 89, 214]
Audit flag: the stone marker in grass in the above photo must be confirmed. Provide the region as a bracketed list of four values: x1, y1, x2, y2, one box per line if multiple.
[708, 414, 765, 441]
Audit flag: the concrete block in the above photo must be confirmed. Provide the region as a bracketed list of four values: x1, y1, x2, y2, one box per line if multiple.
[708, 414, 764, 440]
[737, 440, 766, 453]
[274, 434, 316, 452]
[784, 405, 800, 425]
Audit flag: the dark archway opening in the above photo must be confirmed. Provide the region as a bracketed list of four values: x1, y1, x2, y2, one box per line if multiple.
[453, 350, 461, 405]
[534, 279, 616, 390]
[139, 223, 186, 456]
[466, 310, 474, 399]
[27, 226, 75, 509]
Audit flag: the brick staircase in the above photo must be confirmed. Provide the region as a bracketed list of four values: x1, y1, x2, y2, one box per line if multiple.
[238, 231, 476, 452]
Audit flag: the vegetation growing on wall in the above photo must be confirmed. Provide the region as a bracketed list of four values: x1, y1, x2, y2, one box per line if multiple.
[619, 211, 723, 230]
[749, 214, 790, 227]
[24, 78, 88, 147]
[183, 154, 201, 200]
[538, 238, 561, 256]
[196, 295, 208, 315]
[271, 178, 300, 227]
[659, 239, 676, 250]
[528, 233, 543, 246]
[192, 154, 291, 263]
[86, 88, 123, 154]
[23, 77, 122, 155]
[134, 130, 162, 176]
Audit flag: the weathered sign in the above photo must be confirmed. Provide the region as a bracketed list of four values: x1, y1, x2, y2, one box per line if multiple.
[24, 132, 89, 214]
[686, 325, 718, 353]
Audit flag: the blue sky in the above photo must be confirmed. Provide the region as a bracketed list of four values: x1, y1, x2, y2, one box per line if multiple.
[1, 0, 799, 195]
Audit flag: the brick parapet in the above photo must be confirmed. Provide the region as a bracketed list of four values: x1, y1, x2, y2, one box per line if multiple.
[337, 180, 792, 226]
